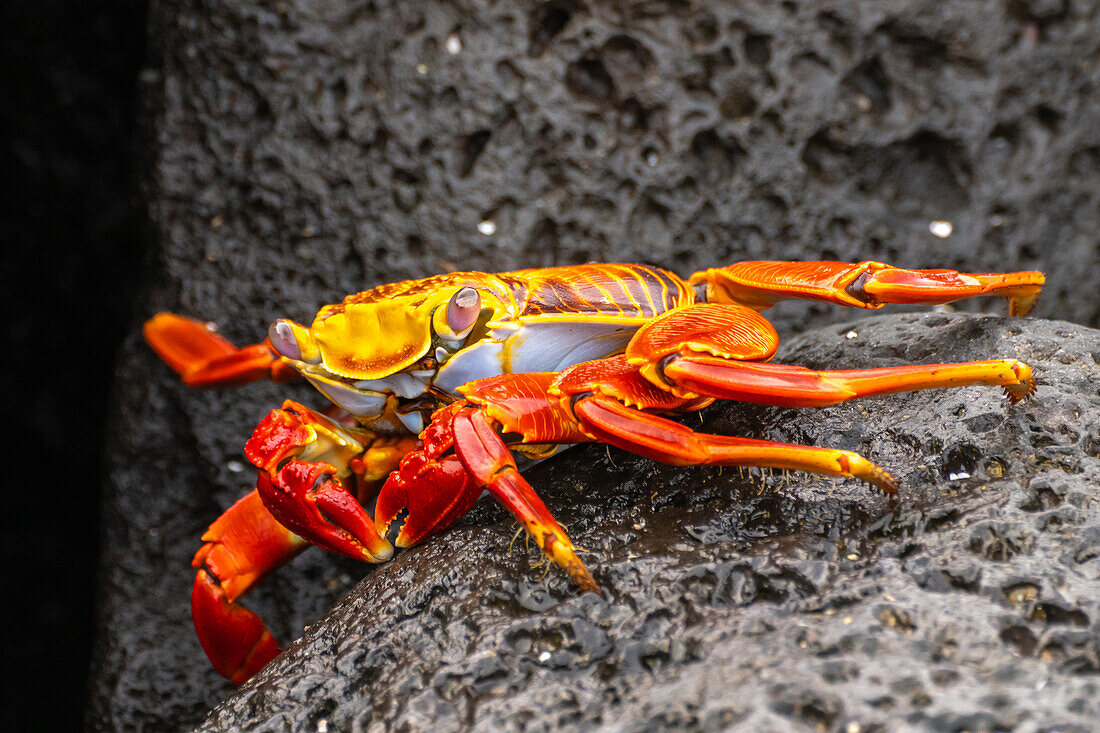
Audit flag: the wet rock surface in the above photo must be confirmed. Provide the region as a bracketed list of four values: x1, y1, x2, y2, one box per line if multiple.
[91, 0, 1100, 729]
[191, 313, 1100, 732]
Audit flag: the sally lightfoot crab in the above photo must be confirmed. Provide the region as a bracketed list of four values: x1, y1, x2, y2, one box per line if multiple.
[145, 260, 1043, 684]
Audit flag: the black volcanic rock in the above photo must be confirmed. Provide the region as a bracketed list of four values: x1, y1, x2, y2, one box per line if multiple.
[197, 313, 1100, 731]
[91, 0, 1100, 729]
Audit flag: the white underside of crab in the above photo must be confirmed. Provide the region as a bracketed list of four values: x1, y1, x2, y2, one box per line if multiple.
[432, 320, 640, 393]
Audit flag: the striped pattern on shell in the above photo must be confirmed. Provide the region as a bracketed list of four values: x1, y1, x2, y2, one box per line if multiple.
[331, 264, 696, 321]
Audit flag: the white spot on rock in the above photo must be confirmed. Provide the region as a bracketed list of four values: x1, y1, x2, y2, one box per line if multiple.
[929, 220, 953, 238]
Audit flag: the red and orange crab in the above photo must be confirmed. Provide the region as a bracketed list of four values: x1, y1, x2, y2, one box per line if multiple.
[145, 260, 1043, 684]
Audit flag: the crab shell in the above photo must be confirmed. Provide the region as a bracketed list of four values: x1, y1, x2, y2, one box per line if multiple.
[268, 267, 696, 434]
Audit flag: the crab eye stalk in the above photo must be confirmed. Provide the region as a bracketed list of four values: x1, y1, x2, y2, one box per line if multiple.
[266, 319, 323, 363]
[268, 320, 301, 360]
[445, 287, 481, 337]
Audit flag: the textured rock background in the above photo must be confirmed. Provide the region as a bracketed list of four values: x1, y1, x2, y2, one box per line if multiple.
[88, 0, 1100, 729]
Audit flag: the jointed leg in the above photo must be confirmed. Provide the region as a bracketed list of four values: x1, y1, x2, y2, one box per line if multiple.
[192, 405, 420, 685]
[691, 260, 1044, 315]
[246, 401, 396, 563]
[626, 303, 1036, 405]
[191, 490, 309, 685]
[570, 394, 898, 493]
[438, 360, 904, 594]
[451, 407, 599, 593]
[657, 355, 1036, 407]
[371, 400, 598, 592]
[144, 312, 299, 387]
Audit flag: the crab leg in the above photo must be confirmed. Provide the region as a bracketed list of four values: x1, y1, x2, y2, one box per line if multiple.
[372, 380, 599, 591]
[658, 356, 1036, 406]
[451, 407, 600, 593]
[448, 361, 901, 595]
[191, 404, 418, 686]
[691, 260, 1044, 316]
[571, 394, 898, 493]
[538, 355, 900, 492]
[191, 490, 309, 685]
[375, 400, 598, 591]
[144, 312, 299, 387]
[627, 302, 1036, 406]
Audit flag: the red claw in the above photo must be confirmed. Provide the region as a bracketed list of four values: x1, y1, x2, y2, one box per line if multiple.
[256, 463, 392, 562]
[376, 451, 483, 548]
[244, 407, 315, 472]
[246, 401, 393, 562]
[189, 490, 308, 685]
[375, 405, 484, 547]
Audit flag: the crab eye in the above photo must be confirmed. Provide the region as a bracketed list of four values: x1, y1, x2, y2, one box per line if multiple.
[268, 320, 301, 360]
[445, 287, 481, 335]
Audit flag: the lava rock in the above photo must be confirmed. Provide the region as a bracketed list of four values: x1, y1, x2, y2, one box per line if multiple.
[196, 314, 1100, 731]
[91, 0, 1100, 729]
[136, 0, 1098, 341]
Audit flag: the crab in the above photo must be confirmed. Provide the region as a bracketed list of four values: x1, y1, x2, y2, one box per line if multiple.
[145, 260, 1043, 684]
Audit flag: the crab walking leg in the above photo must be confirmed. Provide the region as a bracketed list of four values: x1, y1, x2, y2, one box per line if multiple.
[627, 302, 1037, 406]
[191, 490, 310, 685]
[571, 395, 898, 494]
[691, 261, 1045, 316]
[450, 407, 601, 594]
[144, 312, 299, 387]
[660, 357, 1036, 407]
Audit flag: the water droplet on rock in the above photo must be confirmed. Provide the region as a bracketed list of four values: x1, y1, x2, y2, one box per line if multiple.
[929, 220, 953, 238]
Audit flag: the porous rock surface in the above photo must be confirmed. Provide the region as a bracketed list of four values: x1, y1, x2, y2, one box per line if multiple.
[139, 0, 1098, 337]
[91, 0, 1100, 729]
[195, 314, 1100, 732]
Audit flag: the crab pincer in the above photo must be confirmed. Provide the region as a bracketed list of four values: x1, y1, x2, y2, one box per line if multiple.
[245, 402, 393, 562]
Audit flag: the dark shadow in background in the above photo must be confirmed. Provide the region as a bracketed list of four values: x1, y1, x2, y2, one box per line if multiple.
[1, 0, 147, 727]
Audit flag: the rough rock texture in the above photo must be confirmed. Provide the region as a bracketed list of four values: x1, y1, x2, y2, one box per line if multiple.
[91, 0, 1100, 729]
[195, 313, 1100, 732]
[139, 0, 1098, 339]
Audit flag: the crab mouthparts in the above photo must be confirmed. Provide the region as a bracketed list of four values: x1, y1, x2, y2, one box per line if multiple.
[299, 365, 437, 434]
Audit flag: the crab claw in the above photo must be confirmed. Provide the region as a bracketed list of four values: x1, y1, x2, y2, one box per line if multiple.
[256, 463, 392, 562]
[375, 449, 483, 548]
[246, 401, 392, 562]
[375, 404, 484, 546]
[191, 568, 280, 685]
